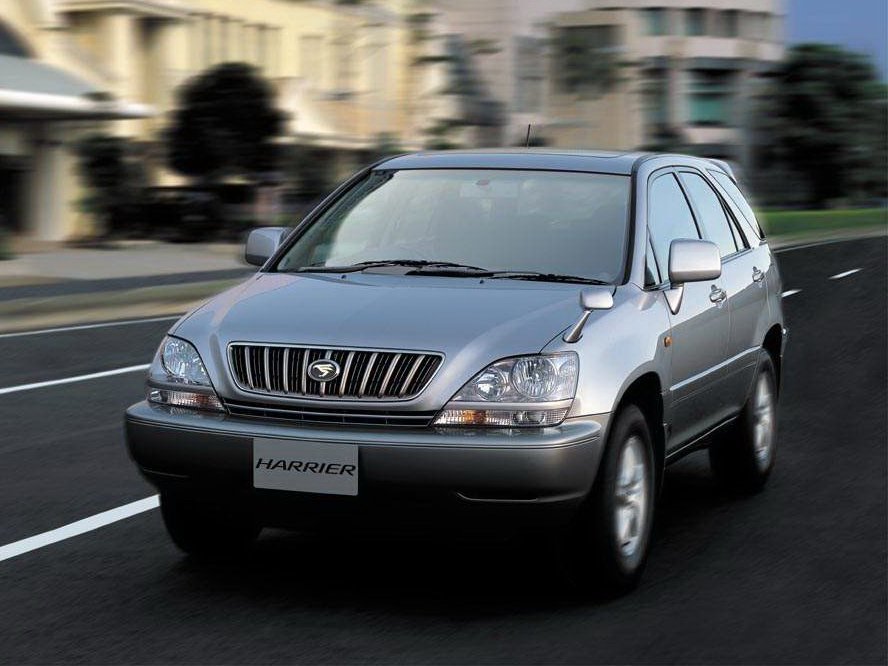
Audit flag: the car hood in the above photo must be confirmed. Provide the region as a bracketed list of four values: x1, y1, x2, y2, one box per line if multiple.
[174, 272, 588, 401]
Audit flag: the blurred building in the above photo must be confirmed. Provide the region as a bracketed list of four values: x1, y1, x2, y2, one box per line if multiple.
[0, 0, 150, 239]
[0, 0, 786, 240]
[545, 0, 785, 161]
[1, 0, 424, 240]
[427, 0, 588, 146]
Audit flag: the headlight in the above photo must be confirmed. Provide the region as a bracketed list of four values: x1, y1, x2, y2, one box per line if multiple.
[148, 336, 223, 412]
[160, 337, 211, 385]
[434, 353, 578, 427]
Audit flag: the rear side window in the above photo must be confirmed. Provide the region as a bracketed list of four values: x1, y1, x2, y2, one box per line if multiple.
[709, 170, 764, 239]
[648, 173, 700, 274]
[679, 172, 738, 257]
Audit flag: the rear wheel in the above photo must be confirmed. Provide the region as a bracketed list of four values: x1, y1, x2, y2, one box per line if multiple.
[160, 493, 260, 558]
[709, 351, 778, 493]
[562, 404, 655, 596]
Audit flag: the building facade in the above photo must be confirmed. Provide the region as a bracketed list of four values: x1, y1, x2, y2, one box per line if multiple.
[430, 0, 589, 147]
[0, 0, 151, 240]
[545, 0, 785, 161]
[0, 0, 786, 240]
[1, 0, 425, 240]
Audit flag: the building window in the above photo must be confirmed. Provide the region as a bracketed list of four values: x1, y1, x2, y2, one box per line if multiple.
[687, 70, 733, 126]
[716, 10, 739, 38]
[643, 8, 668, 36]
[744, 12, 771, 40]
[555, 25, 622, 96]
[332, 28, 355, 93]
[300, 35, 323, 86]
[642, 69, 669, 126]
[514, 36, 544, 112]
[761, 13, 773, 41]
[685, 8, 706, 37]
[257, 26, 268, 71]
[367, 39, 388, 99]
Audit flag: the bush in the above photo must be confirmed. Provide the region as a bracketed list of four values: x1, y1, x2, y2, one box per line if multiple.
[761, 208, 888, 237]
[0, 228, 11, 260]
[75, 134, 149, 238]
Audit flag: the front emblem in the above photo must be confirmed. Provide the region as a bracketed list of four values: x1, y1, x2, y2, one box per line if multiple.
[307, 359, 341, 382]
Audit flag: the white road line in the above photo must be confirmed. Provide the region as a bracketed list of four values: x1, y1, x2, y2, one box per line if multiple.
[829, 268, 862, 280]
[0, 315, 180, 340]
[781, 289, 802, 298]
[0, 496, 159, 563]
[0, 364, 150, 396]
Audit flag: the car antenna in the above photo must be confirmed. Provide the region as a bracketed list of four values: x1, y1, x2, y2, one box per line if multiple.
[524, 124, 532, 148]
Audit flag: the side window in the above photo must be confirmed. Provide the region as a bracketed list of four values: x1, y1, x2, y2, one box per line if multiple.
[645, 237, 661, 287]
[679, 172, 738, 257]
[648, 173, 700, 275]
[709, 170, 764, 239]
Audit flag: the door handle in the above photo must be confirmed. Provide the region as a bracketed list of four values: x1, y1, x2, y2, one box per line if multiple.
[752, 266, 765, 283]
[709, 285, 727, 304]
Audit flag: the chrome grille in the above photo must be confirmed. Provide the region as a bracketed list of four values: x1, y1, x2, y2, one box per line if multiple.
[228, 344, 443, 400]
[224, 399, 437, 427]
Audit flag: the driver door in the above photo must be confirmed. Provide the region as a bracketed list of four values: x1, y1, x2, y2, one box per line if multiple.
[647, 170, 731, 450]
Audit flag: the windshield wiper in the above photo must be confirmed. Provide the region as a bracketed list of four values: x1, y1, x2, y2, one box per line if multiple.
[289, 259, 490, 274]
[486, 271, 611, 285]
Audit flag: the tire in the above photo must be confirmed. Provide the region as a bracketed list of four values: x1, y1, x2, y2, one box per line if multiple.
[160, 493, 260, 558]
[709, 351, 778, 493]
[562, 404, 656, 596]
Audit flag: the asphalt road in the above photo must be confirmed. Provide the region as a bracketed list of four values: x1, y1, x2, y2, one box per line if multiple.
[0, 236, 885, 665]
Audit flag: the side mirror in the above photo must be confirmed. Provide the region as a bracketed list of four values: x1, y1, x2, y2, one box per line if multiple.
[579, 286, 615, 312]
[668, 239, 721, 285]
[245, 227, 288, 267]
[564, 286, 615, 343]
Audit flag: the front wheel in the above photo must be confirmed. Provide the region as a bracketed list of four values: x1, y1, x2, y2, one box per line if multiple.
[709, 351, 778, 493]
[160, 493, 260, 558]
[562, 404, 655, 596]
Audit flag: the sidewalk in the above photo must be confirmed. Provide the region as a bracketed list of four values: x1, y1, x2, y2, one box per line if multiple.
[0, 241, 254, 333]
[0, 240, 246, 283]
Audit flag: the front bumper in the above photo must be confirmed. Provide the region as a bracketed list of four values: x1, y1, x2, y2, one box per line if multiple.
[125, 401, 606, 530]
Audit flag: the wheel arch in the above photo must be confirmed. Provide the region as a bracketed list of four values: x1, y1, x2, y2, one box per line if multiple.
[612, 371, 665, 492]
[762, 324, 783, 390]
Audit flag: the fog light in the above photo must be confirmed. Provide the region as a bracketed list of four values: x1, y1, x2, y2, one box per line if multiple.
[149, 388, 224, 412]
[433, 408, 568, 427]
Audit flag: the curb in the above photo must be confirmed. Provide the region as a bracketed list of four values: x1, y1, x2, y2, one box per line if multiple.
[0, 279, 240, 334]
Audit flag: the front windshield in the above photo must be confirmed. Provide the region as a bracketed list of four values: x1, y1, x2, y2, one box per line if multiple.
[276, 169, 631, 282]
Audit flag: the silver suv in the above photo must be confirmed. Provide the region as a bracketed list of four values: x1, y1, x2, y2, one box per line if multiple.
[126, 151, 786, 593]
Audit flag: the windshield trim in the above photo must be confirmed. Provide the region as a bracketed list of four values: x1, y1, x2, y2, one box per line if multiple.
[268, 167, 635, 285]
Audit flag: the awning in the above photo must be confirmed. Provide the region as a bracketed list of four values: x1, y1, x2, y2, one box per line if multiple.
[0, 54, 153, 120]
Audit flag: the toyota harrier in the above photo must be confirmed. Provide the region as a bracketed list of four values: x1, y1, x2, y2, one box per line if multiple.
[125, 150, 787, 593]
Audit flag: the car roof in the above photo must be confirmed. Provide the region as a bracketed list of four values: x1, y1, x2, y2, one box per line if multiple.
[376, 149, 649, 175]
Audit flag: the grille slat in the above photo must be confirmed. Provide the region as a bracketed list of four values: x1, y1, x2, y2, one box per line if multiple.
[282, 348, 290, 393]
[338, 351, 355, 398]
[229, 344, 442, 401]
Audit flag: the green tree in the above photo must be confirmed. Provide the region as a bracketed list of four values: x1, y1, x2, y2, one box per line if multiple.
[166, 63, 285, 185]
[753, 44, 887, 207]
[75, 134, 147, 237]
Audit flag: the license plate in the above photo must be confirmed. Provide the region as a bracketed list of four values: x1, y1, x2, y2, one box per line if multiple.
[253, 438, 358, 496]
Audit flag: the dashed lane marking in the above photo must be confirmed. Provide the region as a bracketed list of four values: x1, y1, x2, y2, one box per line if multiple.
[0, 496, 159, 563]
[0, 364, 150, 396]
[829, 268, 862, 280]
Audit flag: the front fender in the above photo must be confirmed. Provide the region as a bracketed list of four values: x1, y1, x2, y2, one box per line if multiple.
[543, 285, 672, 418]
